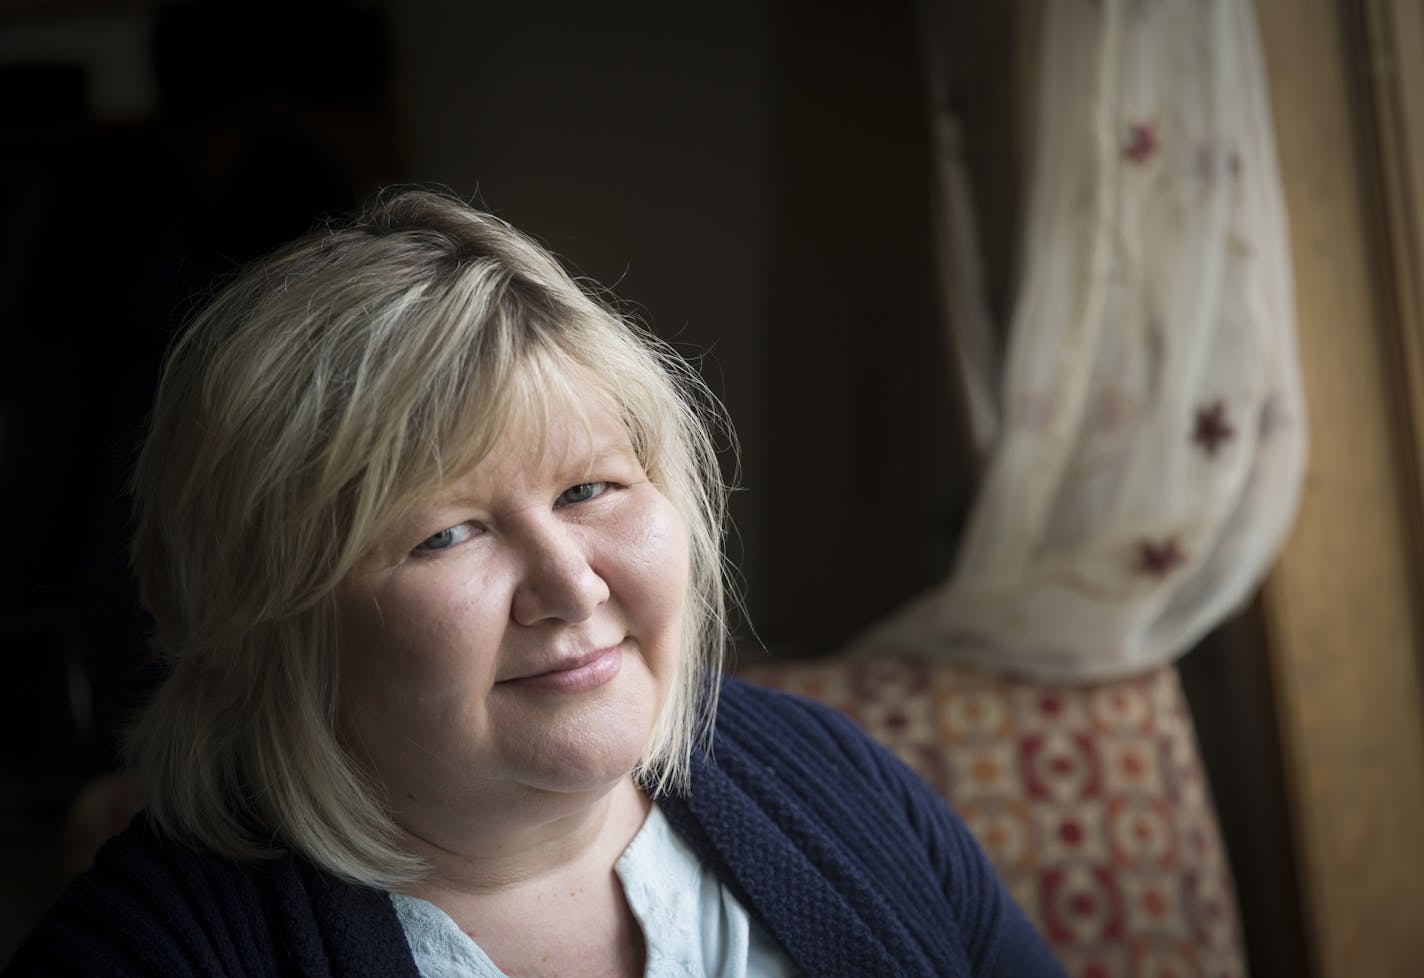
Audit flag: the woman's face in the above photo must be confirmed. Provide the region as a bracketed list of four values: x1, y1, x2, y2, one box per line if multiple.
[337, 376, 689, 827]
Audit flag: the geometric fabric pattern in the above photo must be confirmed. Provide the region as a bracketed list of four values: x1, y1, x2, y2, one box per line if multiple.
[741, 652, 1247, 978]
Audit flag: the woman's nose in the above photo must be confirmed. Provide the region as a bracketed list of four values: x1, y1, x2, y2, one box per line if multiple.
[510, 522, 610, 626]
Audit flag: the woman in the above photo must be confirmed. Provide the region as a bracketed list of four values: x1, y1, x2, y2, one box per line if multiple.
[4, 191, 1064, 977]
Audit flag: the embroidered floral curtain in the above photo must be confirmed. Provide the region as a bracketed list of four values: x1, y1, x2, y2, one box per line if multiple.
[858, 0, 1306, 681]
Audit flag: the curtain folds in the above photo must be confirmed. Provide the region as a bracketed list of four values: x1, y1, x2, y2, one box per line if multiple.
[857, 0, 1305, 682]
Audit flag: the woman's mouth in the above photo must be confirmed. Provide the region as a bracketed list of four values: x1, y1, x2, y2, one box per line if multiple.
[498, 643, 625, 693]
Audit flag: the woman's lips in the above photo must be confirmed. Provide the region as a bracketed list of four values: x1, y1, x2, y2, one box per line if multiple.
[498, 644, 624, 693]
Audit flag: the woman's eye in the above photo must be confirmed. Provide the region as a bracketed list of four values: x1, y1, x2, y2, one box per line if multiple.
[559, 482, 608, 505]
[413, 523, 477, 554]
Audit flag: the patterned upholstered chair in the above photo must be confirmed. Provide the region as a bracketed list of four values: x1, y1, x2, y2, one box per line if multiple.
[741, 652, 1246, 978]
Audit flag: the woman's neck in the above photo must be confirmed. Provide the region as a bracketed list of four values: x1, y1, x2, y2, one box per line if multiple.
[398, 775, 651, 895]
[396, 777, 651, 977]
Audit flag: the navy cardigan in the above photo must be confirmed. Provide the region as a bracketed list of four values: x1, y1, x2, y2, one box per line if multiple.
[4, 680, 1064, 977]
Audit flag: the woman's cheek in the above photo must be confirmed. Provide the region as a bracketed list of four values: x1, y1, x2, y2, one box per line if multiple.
[346, 561, 507, 686]
[624, 491, 691, 611]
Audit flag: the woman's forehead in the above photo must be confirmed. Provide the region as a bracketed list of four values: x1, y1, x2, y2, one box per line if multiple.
[486, 389, 634, 474]
[435, 368, 639, 490]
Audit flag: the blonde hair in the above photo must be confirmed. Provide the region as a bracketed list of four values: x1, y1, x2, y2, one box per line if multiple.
[126, 189, 731, 886]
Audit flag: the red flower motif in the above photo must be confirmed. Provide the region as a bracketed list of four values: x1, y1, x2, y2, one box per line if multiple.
[1193, 400, 1235, 456]
[1136, 538, 1186, 578]
[1123, 121, 1159, 164]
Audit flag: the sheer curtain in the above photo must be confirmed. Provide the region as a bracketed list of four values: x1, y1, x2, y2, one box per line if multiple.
[858, 0, 1306, 682]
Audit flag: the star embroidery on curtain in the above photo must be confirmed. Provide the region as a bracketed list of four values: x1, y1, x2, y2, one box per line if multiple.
[1123, 122, 1160, 164]
[1193, 400, 1235, 456]
[1136, 538, 1187, 578]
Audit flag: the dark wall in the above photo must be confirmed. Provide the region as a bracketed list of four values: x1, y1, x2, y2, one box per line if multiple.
[0, 1, 404, 953]
[0, 1, 398, 792]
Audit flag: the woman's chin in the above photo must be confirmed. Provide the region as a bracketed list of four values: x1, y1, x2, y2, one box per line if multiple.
[503, 725, 652, 797]
[487, 667, 664, 796]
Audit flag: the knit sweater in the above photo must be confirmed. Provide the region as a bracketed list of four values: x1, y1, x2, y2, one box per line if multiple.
[3, 680, 1064, 977]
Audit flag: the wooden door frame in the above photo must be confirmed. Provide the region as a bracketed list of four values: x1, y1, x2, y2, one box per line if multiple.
[1256, 0, 1424, 974]
[1353, 0, 1424, 595]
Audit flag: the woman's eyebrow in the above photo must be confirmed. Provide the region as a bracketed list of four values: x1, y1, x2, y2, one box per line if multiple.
[588, 441, 640, 463]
